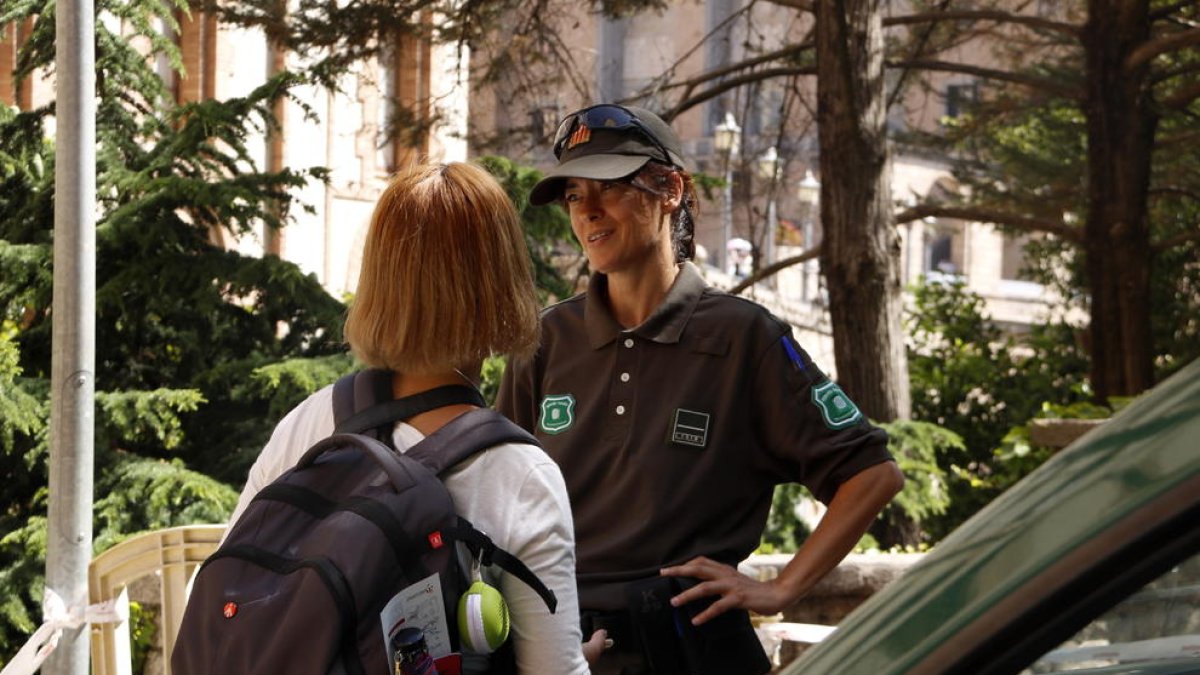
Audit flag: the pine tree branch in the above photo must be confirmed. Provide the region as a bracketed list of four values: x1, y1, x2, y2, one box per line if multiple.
[1158, 80, 1200, 108]
[884, 9, 1080, 38]
[885, 59, 1082, 99]
[894, 205, 1081, 242]
[1153, 229, 1200, 253]
[1151, 61, 1200, 84]
[1126, 26, 1200, 71]
[1151, 0, 1200, 22]
[1149, 185, 1200, 201]
[729, 246, 822, 295]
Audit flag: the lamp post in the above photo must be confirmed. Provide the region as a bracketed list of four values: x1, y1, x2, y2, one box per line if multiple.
[756, 146, 779, 283]
[713, 112, 740, 274]
[797, 169, 820, 301]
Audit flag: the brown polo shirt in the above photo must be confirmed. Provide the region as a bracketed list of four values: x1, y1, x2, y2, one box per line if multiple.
[497, 262, 892, 610]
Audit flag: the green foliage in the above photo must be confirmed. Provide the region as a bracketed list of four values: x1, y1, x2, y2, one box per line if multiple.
[907, 25, 1200, 390]
[129, 601, 157, 675]
[0, 452, 238, 656]
[987, 399, 1114, 493]
[0, 0, 352, 660]
[479, 355, 508, 408]
[0, 331, 49, 630]
[0, 516, 46, 650]
[760, 419, 962, 553]
[877, 420, 959, 524]
[96, 389, 207, 453]
[907, 277, 1090, 539]
[93, 457, 239, 552]
[0, 329, 44, 458]
[477, 155, 581, 302]
[759, 483, 811, 554]
[246, 354, 358, 421]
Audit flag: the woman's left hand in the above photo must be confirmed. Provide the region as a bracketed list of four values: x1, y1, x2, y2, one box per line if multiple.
[660, 556, 793, 625]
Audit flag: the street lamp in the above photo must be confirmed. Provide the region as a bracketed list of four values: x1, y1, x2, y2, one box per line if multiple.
[713, 112, 740, 274]
[797, 169, 820, 300]
[756, 146, 780, 282]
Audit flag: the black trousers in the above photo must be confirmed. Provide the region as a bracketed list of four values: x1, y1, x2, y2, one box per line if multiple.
[581, 607, 770, 675]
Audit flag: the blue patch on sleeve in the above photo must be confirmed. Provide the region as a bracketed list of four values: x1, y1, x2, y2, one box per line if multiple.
[781, 336, 806, 371]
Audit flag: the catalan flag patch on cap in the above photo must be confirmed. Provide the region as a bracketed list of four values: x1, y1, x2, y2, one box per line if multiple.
[565, 124, 591, 150]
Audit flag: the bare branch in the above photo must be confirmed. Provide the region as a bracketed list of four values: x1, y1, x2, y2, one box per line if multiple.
[894, 204, 1082, 242]
[729, 247, 822, 295]
[1126, 26, 1200, 71]
[764, 0, 813, 10]
[668, 66, 817, 118]
[661, 43, 814, 95]
[886, 0, 954, 109]
[628, 0, 759, 113]
[1153, 228, 1200, 252]
[884, 9, 1080, 38]
[886, 59, 1082, 99]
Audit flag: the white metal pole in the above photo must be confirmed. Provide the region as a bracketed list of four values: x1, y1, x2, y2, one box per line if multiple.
[721, 163, 733, 274]
[45, 0, 96, 667]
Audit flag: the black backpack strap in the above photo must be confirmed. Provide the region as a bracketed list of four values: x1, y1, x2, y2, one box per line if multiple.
[331, 369, 393, 435]
[446, 517, 558, 614]
[332, 370, 486, 444]
[404, 408, 538, 475]
[404, 410, 554, 613]
[334, 385, 485, 437]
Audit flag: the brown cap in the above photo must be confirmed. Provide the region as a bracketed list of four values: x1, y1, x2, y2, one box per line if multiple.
[529, 105, 687, 206]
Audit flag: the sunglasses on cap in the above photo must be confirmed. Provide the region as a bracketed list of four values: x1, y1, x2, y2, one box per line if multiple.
[552, 104, 675, 165]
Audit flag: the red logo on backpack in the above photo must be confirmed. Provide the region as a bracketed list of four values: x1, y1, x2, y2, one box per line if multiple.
[223, 602, 238, 619]
[428, 531, 444, 549]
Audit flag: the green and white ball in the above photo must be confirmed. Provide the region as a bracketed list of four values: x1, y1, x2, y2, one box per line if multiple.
[457, 580, 510, 654]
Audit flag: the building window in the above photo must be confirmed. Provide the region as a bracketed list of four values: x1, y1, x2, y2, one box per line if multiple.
[925, 223, 964, 277]
[1001, 233, 1032, 281]
[945, 83, 978, 119]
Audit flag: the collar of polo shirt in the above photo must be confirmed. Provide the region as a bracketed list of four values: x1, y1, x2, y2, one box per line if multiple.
[583, 262, 707, 349]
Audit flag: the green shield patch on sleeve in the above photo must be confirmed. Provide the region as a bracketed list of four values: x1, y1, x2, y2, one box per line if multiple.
[811, 380, 863, 429]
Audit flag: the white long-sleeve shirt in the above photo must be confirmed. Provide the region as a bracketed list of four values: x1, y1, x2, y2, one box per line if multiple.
[228, 385, 590, 674]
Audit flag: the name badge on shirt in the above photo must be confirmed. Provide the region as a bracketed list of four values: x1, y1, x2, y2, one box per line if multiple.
[670, 408, 710, 448]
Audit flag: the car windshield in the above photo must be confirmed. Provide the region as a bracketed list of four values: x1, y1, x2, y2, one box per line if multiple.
[1024, 550, 1200, 673]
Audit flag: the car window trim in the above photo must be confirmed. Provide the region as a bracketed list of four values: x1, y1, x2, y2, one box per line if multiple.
[912, 475, 1200, 675]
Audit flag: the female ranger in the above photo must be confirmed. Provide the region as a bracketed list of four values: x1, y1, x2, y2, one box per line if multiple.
[497, 105, 904, 674]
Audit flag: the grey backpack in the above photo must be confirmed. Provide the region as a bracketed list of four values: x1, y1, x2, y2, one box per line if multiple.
[172, 369, 556, 674]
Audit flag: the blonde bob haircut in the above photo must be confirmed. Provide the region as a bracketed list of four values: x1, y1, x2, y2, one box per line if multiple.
[345, 162, 540, 374]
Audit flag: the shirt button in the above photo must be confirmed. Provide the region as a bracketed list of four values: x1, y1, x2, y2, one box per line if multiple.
[620, 372, 630, 383]
[624, 338, 634, 348]
[615, 405, 626, 415]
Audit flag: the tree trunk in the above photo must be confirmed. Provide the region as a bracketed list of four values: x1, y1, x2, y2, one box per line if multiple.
[1082, 0, 1157, 401]
[815, 0, 910, 422]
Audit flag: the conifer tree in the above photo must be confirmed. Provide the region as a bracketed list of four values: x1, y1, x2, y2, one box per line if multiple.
[0, 0, 351, 655]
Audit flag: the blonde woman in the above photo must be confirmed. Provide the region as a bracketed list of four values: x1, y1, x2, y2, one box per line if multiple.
[228, 162, 595, 673]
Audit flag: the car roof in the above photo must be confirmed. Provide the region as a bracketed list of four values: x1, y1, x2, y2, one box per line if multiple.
[788, 357, 1200, 675]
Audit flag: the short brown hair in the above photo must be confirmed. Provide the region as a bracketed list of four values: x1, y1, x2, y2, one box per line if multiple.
[345, 162, 540, 374]
[631, 162, 700, 263]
